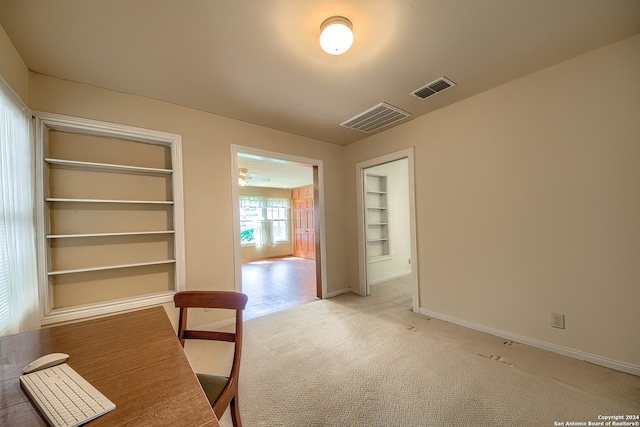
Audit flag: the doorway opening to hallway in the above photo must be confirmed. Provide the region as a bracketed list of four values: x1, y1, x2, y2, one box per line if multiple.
[231, 145, 327, 319]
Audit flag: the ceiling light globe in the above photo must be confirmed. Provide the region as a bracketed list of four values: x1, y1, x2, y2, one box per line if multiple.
[319, 17, 353, 55]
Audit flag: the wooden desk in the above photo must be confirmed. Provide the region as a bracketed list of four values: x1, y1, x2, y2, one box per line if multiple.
[0, 306, 220, 426]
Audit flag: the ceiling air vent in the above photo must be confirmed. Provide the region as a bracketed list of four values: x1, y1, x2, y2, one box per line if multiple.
[340, 102, 411, 133]
[410, 77, 456, 100]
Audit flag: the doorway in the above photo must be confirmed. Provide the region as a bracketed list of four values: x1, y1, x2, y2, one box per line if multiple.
[356, 148, 419, 312]
[231, 145, 327, 318]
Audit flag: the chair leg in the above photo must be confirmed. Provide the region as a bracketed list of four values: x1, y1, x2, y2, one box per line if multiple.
[230, 396, 242, 427]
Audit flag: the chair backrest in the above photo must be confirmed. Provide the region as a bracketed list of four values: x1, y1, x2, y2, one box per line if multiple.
[174, 291, 248, 382]
[174, 290, 248, 344]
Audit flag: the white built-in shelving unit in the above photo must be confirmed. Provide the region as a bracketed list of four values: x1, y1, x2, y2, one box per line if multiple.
[365, 173, 390, 260]
[35, 112, 185, 324]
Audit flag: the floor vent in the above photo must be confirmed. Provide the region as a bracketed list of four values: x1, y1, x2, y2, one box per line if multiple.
[410, 77, 456, 100]
[340, 102, 411, 133]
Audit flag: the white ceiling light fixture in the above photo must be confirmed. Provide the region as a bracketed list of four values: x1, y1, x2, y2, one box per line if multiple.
[319, 16, 353, 55]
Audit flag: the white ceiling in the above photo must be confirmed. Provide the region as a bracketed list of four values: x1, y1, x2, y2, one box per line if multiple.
[1, 1, 639, 148]
[237, 153, 313, 189]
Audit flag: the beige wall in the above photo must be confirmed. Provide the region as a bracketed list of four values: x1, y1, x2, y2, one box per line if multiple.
[239, 186, 293, 260]
[344, 35, 640, 366]
[3, 18, 638, 367]
[0, 24, 29, 104]
[28, 73, 350, 326]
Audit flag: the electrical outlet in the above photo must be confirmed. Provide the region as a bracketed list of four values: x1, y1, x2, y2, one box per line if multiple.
[551, 312, 565, 329]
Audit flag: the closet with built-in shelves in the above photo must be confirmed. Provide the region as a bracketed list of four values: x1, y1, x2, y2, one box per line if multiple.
[35, 112, 185, 324]
[365, 173, 390, 260]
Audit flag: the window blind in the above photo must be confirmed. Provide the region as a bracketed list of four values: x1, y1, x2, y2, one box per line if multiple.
[0, 76, 39, 336]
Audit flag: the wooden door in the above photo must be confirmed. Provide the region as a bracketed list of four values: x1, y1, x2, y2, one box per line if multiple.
[293, 186, 315, 260]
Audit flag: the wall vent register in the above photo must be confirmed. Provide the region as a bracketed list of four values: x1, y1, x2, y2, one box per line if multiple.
[410, 76, 456, 100]
[341, 102, 411, 133]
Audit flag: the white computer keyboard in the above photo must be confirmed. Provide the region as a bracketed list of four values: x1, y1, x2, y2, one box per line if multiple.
[19, 363, 116, 427]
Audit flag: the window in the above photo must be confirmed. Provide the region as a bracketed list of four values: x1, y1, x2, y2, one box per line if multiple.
[0, 76, 40, 336]
[239, 196, 290, 246]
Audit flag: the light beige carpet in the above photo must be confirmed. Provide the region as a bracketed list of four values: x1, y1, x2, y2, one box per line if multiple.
[197, 280, 638, 427]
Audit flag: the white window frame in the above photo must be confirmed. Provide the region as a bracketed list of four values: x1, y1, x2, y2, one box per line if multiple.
[239, 196, 290, 246]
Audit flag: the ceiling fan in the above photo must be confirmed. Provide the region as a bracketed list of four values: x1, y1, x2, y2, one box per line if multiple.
[238, 168, 270, 186]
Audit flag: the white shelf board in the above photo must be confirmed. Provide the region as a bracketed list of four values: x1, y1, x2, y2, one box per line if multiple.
[46, 198, 174, 205]
[47, 231, 175, 239]
[48, 259, 176, 276]
[45, 158, 173, 175]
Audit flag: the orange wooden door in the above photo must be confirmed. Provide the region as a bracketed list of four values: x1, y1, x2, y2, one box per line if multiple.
[293, 197, 315, 260]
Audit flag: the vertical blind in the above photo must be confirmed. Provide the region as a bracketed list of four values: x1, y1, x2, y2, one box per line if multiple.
[0, 76, 39, 336]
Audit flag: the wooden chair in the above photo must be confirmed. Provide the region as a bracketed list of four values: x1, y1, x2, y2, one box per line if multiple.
[174, 291, 248, 427]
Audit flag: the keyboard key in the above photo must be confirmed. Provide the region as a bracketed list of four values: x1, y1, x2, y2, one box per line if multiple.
[20, 363, 115, 427]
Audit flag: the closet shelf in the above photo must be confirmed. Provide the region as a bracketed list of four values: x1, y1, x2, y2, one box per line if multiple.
[365, 173, 390, 258]
[48, 259, 176, 276]
[47, 231, 175, 239]
[46, 198, 174, 205]
[45, 158, 173, 175]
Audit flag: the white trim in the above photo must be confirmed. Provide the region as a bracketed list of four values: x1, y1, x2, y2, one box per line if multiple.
[325, 288, 350, 298]
[367, 271, 412, 286]
[419, 307, 640, 377]
[355, 148, 420, 313]
[230, 145, 328, 299]
[41, 292, 175, 325]
[0, 75, 30, 114]
[32, 111, 180, 144]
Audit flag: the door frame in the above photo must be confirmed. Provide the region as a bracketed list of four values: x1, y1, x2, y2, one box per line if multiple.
[355, 147, 419, 312]
[230, 144, 327, 299]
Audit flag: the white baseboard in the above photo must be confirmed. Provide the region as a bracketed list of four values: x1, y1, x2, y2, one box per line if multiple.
[368, 271, 412, 286]
[419, 308, 640, 377]
[326, 288, 351, 298]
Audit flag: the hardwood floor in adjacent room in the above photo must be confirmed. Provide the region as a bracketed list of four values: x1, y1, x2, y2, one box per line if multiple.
[241, 257, 318, 320]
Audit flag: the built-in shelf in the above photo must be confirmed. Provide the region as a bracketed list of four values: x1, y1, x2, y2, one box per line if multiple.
[35, 112, 186, 325]
[48, 259, 177, 276]
[45, 158, 173, 175]
[365, 174, 390, 258]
